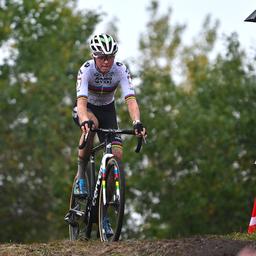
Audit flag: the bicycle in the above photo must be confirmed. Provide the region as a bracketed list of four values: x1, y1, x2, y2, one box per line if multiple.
[64, 127, 144, 242]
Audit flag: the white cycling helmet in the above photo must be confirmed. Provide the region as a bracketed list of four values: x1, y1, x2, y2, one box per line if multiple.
[90, 33, 118, 57]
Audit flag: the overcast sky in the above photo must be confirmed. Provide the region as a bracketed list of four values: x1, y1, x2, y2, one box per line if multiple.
[78, 0, 256, 61]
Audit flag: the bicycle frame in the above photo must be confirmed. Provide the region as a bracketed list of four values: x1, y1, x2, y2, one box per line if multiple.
[86, 135, 113, 211]
[65, 127, 144, 240]
[88, 129, 138, 208]
[91, 151, 113, 207]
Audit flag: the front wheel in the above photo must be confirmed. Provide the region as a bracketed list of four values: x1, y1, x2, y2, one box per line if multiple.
[98, 158, 125, 241]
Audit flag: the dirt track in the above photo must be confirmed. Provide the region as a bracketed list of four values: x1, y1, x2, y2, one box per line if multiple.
[1, 237, 256, 256]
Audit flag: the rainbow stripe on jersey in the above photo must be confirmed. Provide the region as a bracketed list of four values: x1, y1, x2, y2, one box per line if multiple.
[76, 60, 136, 106]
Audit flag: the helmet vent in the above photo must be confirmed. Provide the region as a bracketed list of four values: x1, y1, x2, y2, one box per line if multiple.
[90, 33, 118, 56]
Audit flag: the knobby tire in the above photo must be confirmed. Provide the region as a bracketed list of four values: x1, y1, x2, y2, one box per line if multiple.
[98, 157, 125, 242]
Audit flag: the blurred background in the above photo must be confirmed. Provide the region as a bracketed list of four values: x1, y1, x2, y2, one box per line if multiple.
[0, 0, 256, 242]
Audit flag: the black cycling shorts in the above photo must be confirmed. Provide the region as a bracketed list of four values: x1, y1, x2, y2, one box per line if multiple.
[72, 101, 122, 148]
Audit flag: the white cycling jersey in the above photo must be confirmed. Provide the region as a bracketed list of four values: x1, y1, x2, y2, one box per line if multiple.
[76, 59, 136, 106]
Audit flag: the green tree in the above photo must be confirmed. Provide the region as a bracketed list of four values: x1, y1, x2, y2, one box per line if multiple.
[0, 0, 100, 242]
[120, 0, 186, 238]
[1, 0, 256, 242]
[172, 33, 256, 235]
[121, 1, 256, 238]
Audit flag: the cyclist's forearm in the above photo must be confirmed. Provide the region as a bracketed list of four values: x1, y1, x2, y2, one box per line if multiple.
[126, 98, 141, 122]
[77, 96, 89, 122]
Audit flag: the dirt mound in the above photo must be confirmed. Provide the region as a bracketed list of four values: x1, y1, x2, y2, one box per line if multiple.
[0, 237, 256, 256]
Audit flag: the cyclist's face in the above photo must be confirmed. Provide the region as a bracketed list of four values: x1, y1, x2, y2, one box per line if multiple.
[94, 55, 115, 74]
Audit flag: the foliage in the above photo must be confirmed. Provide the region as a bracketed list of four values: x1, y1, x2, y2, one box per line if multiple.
[121, 1, 256, 239]
[0, 0, 100, 242]
[1, 0, 256, 242]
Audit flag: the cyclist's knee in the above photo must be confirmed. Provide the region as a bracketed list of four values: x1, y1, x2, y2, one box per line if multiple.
[78, 150, 89, 160]
[78, 149, 89, 161]
[88, 112, 99, 128]
[78, 132, 94, 159]
[112, 145, 123, 160]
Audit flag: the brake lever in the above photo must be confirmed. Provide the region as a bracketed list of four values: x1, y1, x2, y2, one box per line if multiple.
[78, 132, 89, 150]
[135, 137, 143, 153]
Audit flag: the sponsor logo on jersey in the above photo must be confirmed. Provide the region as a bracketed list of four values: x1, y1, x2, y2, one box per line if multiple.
[84, 62, 90, 68]
[94, 73, 113, 84]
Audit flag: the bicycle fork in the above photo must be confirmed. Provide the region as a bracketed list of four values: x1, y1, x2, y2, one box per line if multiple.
[101, 155, 121, 205]
[102, 153, 115, 206]
[92, 153, 113, 206]
[92, 153, 121, 208]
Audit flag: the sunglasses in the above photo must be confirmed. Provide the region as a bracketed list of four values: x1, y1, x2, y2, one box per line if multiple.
[93, 53, 115, 60]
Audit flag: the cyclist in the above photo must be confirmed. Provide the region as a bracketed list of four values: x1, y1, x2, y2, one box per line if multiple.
[72, 33, 146, 237]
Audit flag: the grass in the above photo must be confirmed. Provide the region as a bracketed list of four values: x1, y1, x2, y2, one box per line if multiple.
[225, 232, 256, 241]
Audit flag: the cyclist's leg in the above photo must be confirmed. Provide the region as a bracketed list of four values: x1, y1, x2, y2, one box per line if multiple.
[91, 102, 123, 160]
[72, 104, 99, 196]
[111, 138, 123, 161]
[78, 111, 99, 159]
[77, 111, 98, 180]
[73, 102, 99, 157]
[90, 102, 125, 239]
[93, 104, 123, 200]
